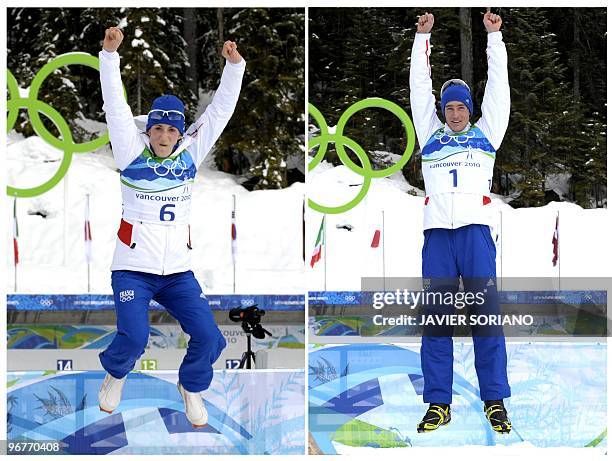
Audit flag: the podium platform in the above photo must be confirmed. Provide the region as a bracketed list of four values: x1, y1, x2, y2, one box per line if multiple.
[8, 369, 304, 455]
[308, 342, 606, 453]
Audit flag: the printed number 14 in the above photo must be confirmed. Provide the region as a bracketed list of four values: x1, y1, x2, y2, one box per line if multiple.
[449, 169, 458, 187]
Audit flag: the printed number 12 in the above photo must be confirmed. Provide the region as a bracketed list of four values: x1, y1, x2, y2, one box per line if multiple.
[449, 169, 458, 187]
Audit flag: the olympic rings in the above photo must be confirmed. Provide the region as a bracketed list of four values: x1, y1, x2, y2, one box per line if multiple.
[7, 98, 76, 198]
[308, 98, 416, 214]
[7, 53, 126, 197]
[434, 129, 475, 145]
[146, 157, 189, 178]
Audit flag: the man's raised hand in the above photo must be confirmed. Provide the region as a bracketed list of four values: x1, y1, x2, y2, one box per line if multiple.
[483, 12, 502, 33]
[221, 41, 243, 64]
[416, 13, 434, 34]
[103, 27, 124, 53]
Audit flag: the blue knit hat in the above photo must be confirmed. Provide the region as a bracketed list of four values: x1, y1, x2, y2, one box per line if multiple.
[146, 95, 185, 134]
[441, 80, 473, 116]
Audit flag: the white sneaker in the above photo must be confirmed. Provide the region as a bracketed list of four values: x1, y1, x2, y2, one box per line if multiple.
[99, 373, 127, 413]
[177, 382, 208, 427]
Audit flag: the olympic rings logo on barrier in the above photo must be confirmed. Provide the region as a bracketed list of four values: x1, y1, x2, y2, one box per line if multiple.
[7, 53, 124, 198]
[308, 98, 416, 214]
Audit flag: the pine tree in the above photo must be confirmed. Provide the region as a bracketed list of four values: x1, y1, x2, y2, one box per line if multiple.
[213, 8, 304, 189]
[75, 8, 124, 120]
[115, 8, 196, 119]
[9, 9, 87, 141]
[497, 7, 576, 207]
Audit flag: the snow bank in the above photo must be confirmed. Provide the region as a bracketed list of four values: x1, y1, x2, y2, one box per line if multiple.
[307, 159, 611, 291]
[7, 132, 304, 294]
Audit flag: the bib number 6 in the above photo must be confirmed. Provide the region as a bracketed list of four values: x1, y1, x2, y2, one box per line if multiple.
[160, 204, 176, 222]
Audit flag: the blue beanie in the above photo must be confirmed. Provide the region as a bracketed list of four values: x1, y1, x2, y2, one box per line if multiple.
[146, 94, 185, 134]
[441, 84, 473, 116]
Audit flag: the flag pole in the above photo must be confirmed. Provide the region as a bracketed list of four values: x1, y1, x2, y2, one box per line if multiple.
[323, 215, 327, 291]
[557, 210, 561, 291]
[13, 197, 18, 293]
[86, 194, 91, 293]
[64, 172, 68, 267]
[499, 210, 503, 292]
[382, 210, 386, 291]
[232, 194, 236, 294]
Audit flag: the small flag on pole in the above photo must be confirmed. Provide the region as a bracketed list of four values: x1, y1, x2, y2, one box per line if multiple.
[310, 216, 325, 268]
[231, 195, 238, 294]
[552, 215, 559, 267]
[371, 229, 381, 248]
[231, 208, 237, 262]
[13, 198, 19, 265]
[84, 194, 93, 263]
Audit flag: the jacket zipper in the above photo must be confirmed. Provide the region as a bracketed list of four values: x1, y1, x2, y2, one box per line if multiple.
[161, 226, 168, 275]
[451, 193, 455, 229]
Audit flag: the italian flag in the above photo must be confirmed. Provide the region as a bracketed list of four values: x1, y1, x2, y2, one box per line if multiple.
[13, 198, 19, 265]
[310, 215, 325, 268]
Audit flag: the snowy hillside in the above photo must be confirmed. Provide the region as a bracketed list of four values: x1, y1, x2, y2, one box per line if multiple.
[7, 131, 305, 294]
[307, 158, 611, 291]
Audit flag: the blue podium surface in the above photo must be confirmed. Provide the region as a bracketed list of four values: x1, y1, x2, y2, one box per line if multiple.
[8, 369, 304, 455]
[308, 342, 606, 453]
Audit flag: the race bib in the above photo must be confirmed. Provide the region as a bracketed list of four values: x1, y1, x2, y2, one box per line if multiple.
[119, 147, 197, 224]
[421, 127, 495, 196]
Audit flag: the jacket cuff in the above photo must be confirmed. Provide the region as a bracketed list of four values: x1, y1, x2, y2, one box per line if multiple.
[414, 32, 431, 43]
[487, 31, 503, 44]
[100, 49, 120, 60]
[226, 58, 246, 69]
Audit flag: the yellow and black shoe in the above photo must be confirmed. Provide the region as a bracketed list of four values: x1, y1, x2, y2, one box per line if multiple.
[417, 403, 451, 433]
[484, 400, 512, 434]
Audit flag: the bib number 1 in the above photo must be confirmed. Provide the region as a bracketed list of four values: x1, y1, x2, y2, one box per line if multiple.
[160, 204, 176, 221]
[449, 169, 458, 187]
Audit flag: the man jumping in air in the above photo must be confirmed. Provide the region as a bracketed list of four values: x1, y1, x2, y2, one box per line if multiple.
[97, 26, 245, 427]
[409, 11, 512, 433]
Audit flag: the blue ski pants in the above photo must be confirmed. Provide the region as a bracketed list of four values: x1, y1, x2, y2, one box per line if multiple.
[99, 270, 226, 392]
[421, 224, 511, 404]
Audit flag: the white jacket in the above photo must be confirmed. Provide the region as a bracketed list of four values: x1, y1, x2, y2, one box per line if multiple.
[409, 32, 510, 230]
[99, 49, 245, 274]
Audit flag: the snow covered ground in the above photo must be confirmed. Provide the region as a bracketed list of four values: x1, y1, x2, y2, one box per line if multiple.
[307, 158, 611, 291]
[7, 130, 305, 294]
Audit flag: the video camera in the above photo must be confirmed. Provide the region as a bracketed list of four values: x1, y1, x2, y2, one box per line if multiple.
[228, 304, 271, 339]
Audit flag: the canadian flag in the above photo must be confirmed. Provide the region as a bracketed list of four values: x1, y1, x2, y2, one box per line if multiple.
[552, 215, 559, 267]
[84, 195, 92, 263]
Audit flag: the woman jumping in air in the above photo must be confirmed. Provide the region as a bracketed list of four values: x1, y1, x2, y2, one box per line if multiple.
[97, 26, 245, 427]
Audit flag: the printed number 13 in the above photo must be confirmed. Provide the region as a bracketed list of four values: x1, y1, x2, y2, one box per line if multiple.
[449, 169, 458, 187]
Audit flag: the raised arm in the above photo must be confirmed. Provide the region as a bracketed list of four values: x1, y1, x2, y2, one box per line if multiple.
[189, 40, 246, 168]
[409, 13, 443, 150]
[99, 27, 144, 171]
[475, 12, 510, 150]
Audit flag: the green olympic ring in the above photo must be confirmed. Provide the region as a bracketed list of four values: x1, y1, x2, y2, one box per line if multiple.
[308, 98, 416, 214]
[7, 52, 125, 197]
[7, 98, 76, 197]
